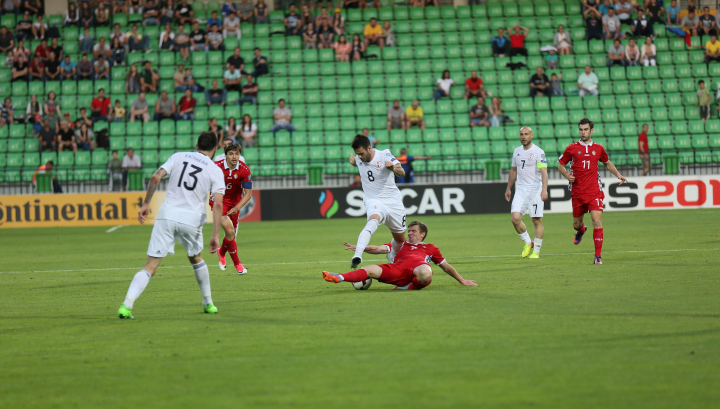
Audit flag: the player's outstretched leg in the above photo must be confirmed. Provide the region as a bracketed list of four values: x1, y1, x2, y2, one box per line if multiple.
[511, 212, 533, 257]
[352, 218, 380, 268]
[323, 269, 369, 283]
[192, 259, 218, 313]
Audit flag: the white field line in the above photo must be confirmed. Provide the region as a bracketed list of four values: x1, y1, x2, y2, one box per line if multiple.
[105, 225, 128, 233]
[0, 248, 716, 274]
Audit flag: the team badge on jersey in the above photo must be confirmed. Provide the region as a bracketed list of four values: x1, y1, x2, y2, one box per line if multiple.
[376, 161, 381, 168]
[577, 150, 582, 154]
[234, 174, 237, 179]
[528, 153, 534, 159]
[592, 151, 596, 155]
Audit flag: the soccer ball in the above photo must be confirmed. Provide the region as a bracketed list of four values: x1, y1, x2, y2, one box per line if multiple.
[351, 278, 372, 290]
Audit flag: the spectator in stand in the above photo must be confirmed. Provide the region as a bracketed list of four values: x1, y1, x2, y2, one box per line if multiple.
[111, 36, 125, 66]
[508, 24, 529, 57]
[335, 34, 351, 61]
[140, 61, 159, 93]
[77, 53, 93, 80]
[223, 62, 242, 91]
[299, 4, 314, 27]
[158, 23, 175, 50]
[111, 99, 126, 122]
[584, 9, 604, 41]
[62, 112, 74, 129]
[15, 12, 33, 41]
[44, 91, 61, 116]
[223, 11, 242, 40]
[317, 20, 335, 49]
[0, 27, 14, 54]
[344, 0, 360, 9]
[545, 49, 559, 69]
[11, 56, 28, 81]
[25, 0, 41, 16]
[208, 117, 224, 140]
[598, 0, 611, 15]
[697, 80, 712, 124]
[175, 24, 191, 62]
[190, 22, 207, 52]
[632, 10, 654, 38]
[270, 99, 296, 136]
[91, 89, 112, 122]
[405, 100, 425, 130]
[363, 18, 384, 49]
[31, 14, 47, 39]
[284, 5, 302, 36]
[387, 99, 406, 131]
[681, 7, 700, 37]
[74, 122, 94, 151]
[126, 63, 141, 93]
[666, 0, 680, 25]
[625, 39, 640, 66]
[577, 65, 599, 97]
[646, 0, 665, 26]
[350, 174, 362, 187]
[76, 107, 94, 128]
[130, 92, 150, 123]
[206, 10, 222, 30]
[705, 35, 720, 65]
[93, 37, 112, 60]
[433, 70, 454, 101]
[700, 7, 718, 38]
[240, 114, 257, 148]
[121, 148, 142, 190]
[142, 0, 161, 26]
[360, 0, 381, 8]
[108, 150, 123, 190]
[237, 75, 258, 105]
[414, 0, 438, 6]
[37, 119, 56, 152]
[128, 0, 144, 16]
[44, 52, 61, 81]
[334, 8, 346, 35]
[111, 23, 128, 55]
[177, 89, 196, 121]
[395, 148, 431, 184]
[607, 38, 626, 67]
[603, 8, 625, 40]
[638, 124, 650, 176]
[615, 0, 632, 25]
[223, 117, 238, 142]
[550, 73, 564, 96]
[79, 26, 94, 53]
[56, 120, 77, 153]
[28, 54, 43, 81]
[43, 105, 61, 132]
[351, 33, 365, 61]
[49, 38, 62, 63]
[491, 28, 510, 57]
[65, 2, 80, 27]
[79, 1, 94, 28]
[381, 21, 395, 47]
[469, 97, 490, 128]
[113, 0, 129, 15]
[220, 0, 236, 17]
[227, 47, 246, 73]
[12, 39, 30, 61]
[154, 91, 178, 121]
[0, 98, 16, 128]
[34, 38, 50, 62]
[255, 0, 268, 23]
[206, 80, 227, 106]
[554, 25, 572, 55]
[252, 47, 268, 77]
[175, 0, 195, 25]
[315, 7, 333, 26]
[361, 127, 380, 147]
[529, 67, 551, 98]
[95, 2, 110, 27]
[128, 24, 151, 52]
[464, 71, 486, 100]
[94, 55, 110, 80]
[641, 36, 657, 66]
[208, 24, 226, 51]
[237, 0, 254, 23]
[175, 64, 201, 92]
[26, 95, 42, 125]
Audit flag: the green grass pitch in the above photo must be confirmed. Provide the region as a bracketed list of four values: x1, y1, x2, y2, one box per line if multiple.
[1, 209, 718, 408]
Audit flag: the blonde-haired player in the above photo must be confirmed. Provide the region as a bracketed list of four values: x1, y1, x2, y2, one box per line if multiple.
[504, 126, 548, 258]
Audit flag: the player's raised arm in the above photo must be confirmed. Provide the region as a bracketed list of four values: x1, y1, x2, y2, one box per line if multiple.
[138, 168, 168, 224]
[386, 160, 405, 177]
[349, 154, 357, 166]
[438, 261, 477, 286]
[601, 161, 628, 185]
[343, 242, 390, 254]
[505, 166, 517, 202]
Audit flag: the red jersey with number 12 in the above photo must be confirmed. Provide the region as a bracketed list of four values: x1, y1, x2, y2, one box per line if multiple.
[558, 141, 609, 199]
[385, 241, 446, 267]
[212, 159, 252, 207]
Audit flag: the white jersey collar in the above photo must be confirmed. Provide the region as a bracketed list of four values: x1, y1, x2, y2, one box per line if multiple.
[578, 140, 594, 147]
[223, 158, 239, 171]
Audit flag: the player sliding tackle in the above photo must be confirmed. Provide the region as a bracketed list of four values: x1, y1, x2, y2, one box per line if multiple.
[558, 118, 628, 265]
[323, 221, 477, 290]
[505, 126, 548, 258]
[209, 142, 253, 274]
[118, 132, 226, 319]
[348, 135, 408, 269]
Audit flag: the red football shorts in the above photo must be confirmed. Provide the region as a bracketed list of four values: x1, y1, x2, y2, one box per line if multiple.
[572, 195, 604, 218]
[210, 200, 239, 228]
[379, 262, 424, 286]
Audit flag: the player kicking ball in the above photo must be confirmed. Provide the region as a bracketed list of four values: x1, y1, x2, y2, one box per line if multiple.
[118, 132, 226, 319]
[348, 135, 408, 269]
[558, 118, 628, 265]
[505, 126, 548, 258]
[209, 142, 253, 274]
[323, 221, 477, 290]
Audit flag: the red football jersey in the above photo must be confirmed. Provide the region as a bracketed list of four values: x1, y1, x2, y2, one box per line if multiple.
[385, 242, 446, 267]
[558, 141, 609, 198]
[213, 158, 252, 206]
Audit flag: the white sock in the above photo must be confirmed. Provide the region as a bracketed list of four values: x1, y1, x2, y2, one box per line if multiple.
[391, 239, 403, 254]
[192, 261, 213, 306]
[518, 231, 532, 245]
[353, 219, 379, 259]
[534, 238, 543, 254]
[123, 270, 151, 309]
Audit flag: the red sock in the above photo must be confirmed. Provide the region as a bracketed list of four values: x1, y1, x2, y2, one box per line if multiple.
[341, 269, 368, 282]
[575, 223, 586, 233]
[593, 228, 603, 257]
[407, 276, 431, 290]
[219, 238, 229, 257]
[226, 238, 241, 265]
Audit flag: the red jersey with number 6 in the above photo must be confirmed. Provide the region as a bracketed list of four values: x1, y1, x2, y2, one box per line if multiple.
[558, 141, 609, 199]
[386, 241, 446, 267]
[209, 159, 252, 208]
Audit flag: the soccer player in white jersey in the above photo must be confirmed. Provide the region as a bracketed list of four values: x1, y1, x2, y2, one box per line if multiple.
[348, 134, 407, 269]
[504, 126, 549, 258]
[118, 132, 227, 319]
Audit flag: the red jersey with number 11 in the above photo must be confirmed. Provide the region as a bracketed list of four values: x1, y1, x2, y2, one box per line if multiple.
[211, 159, 252, 207]
[558, 141, 609, 199]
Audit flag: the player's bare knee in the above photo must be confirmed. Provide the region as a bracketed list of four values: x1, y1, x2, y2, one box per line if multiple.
[414, 265, 433, 284]
[368, 214, 382, 222]
[531, 217, 542, 227]
[188, 254, 203, 265]
[511, 214, 522, 225]
[591, 218, 602, 229]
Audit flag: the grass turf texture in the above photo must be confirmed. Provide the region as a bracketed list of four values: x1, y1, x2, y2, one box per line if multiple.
[0, 209, 718, 408]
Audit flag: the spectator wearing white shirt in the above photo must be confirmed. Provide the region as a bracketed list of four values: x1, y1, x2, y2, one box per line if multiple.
[641, 36, 657, 66]
[240, 114, 257, 149]
[577, 65, 599, 97]
[121, 148, 142, 191]
[223, 11, 242, 40]
[433, 70, 454, 101]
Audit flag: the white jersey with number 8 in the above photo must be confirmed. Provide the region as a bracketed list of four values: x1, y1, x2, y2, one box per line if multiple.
[355, 149, 402, 205]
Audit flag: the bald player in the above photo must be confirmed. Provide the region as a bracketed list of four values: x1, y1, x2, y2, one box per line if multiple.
[504, 126, 548, 258]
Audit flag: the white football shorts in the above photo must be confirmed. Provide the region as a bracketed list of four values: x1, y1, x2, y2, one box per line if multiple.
[364, 198, 407, 233]
[511, 186, 544, 217]
[147, 219, 204, 257]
